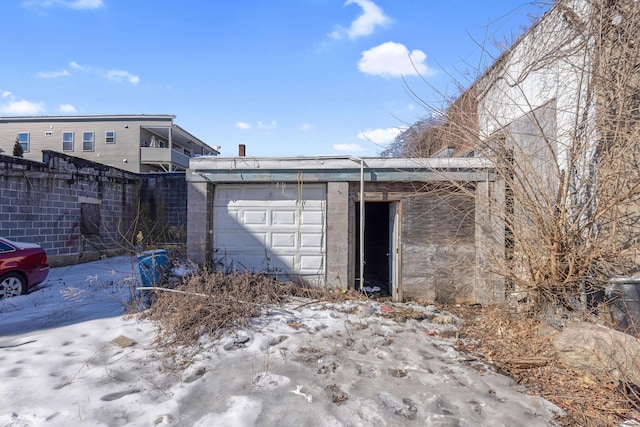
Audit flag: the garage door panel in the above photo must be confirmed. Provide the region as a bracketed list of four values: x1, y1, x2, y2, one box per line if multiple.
[215, 187, 238, 202]
[272, 210, 296, 225]
[215, 209, 239, 227]
[300, 255, 323, 271]
[301, 211, 323, 225]
[272, 233, 295, 248]
[301, 186, 325, 199]
[271, 255, 295, 270]
[216, 184, 326, 201]
[235, 254, 269, 271]
[213, 183, 326, 285]
[245, 232, 268, 247]
[275, 185, 324, 201]
[300, 233, 323, 248]
[243, 210, 268, 225]
[215, 231, 267, 249]
[214, 230, 239, 247]
[243, 185, 295, 201]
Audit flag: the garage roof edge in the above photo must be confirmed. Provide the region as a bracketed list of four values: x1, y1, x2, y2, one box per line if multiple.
[187, 156, 495, 183]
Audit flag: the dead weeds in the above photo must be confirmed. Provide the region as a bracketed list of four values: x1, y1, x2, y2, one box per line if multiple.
[295, 346, 326, 364]
[447, 304, 640, 427]
[325, 384, 349, 405]
[378, 305, 430, 322]
[141, 269, 365, 350]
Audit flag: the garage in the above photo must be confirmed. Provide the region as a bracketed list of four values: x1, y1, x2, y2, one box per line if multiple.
[187, 156, 503, 304]
[212, 183, 326, 285]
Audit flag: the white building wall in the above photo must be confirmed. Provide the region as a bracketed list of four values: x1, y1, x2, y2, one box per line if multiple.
[476, 0, 594, 172]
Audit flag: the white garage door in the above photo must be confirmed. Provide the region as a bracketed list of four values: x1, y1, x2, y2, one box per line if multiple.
[212, 183, 326, 285]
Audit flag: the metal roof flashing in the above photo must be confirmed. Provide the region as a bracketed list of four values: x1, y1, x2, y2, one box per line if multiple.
[187, 156, 495, 183]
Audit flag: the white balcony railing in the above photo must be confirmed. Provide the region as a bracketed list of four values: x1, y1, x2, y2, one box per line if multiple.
[141, 147, 190, 169]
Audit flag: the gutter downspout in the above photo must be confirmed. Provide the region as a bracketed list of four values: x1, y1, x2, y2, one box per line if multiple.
[348, 156, 366, 293]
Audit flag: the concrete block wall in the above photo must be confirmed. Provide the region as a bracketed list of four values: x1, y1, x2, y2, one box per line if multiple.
[475, 179, 506, 305]
[0, 151, 188, 267]
[325, 182, 349, 289]
[139, 173, 189, 243]
[186, 181, 212, 265]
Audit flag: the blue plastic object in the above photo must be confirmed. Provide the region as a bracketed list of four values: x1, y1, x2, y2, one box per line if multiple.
[138, 249, 170, 287]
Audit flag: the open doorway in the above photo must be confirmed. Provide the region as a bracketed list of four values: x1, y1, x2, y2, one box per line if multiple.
[355, 201, 399, 298]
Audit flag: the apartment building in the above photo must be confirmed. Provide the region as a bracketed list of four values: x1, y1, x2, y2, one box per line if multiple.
[0, 114, 219, 173]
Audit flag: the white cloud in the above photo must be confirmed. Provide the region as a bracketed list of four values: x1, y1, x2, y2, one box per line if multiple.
[357, 127, 403, 144]
[59, 104, 77, 113]
[22, 0, 104, 9]
[69, 61, 85, 71]
[257, 120, 277, 130]
[300, 123, 313, 131]
[107, 70, 140, 85]
[38, 69, 70, 78]
[235, 121, 277, 130]
[67, 62, 140, 85]
[0, 99, 46, 115]
[333, 143, 364, 152]
[358, 41, 435, 78]
[39, 62, 140, 86]
[1, 91, 13, 99]
[68, 0, 103, 9]
[329, 0, 390, 40]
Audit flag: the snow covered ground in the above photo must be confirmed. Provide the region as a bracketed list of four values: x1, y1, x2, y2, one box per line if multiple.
[0, 256, 561, 426]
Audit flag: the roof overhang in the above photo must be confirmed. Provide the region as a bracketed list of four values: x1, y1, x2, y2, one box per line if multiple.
[0, 114, 176, 123]
[187, 156, 496, 183]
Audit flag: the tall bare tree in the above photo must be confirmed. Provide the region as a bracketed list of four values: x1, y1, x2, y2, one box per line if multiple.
[409, 0, 640, 311]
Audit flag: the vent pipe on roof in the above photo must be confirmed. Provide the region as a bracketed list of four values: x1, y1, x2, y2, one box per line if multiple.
[239, 144, 246, 157]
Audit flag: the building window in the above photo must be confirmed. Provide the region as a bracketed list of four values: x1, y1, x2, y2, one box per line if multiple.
[105, 131, 116, 144]
[18, 132, 29, 152]
[82, 132, 94, 151]
[62, 132, 74, 151]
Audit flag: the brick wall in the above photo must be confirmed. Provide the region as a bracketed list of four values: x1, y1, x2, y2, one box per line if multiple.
[0, 151, 187, 267]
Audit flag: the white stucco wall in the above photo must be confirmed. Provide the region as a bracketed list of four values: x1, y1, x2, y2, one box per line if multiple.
[476, 0, 595, 171]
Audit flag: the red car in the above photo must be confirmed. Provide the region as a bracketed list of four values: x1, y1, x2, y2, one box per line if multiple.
[0, 237, 50, 299]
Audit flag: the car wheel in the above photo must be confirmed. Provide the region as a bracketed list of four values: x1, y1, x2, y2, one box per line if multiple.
[0, 273, 26, 299]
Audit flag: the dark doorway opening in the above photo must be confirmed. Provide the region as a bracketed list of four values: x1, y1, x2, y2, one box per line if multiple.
[355, 202, 391, 296]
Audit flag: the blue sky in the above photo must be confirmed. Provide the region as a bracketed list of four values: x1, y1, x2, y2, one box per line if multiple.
[1, 0, 549, 157]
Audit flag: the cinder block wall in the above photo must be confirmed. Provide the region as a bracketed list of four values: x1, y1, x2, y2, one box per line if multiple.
[325, 182, 349, 289]
[186, 181, 213, 265]
[139, 173, 189, 244]
[0, 152, 188, 267]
